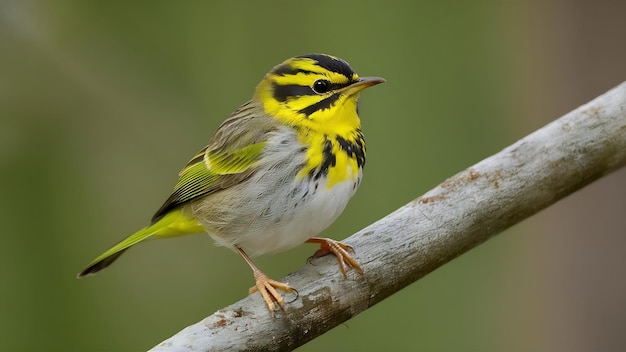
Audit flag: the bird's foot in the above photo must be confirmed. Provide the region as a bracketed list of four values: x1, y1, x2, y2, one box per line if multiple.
[306, 237, 363, 277]
[249, 269, 294, 311]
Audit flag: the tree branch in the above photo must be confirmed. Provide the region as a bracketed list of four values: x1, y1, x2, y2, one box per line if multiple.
[150, 82, 626, 352]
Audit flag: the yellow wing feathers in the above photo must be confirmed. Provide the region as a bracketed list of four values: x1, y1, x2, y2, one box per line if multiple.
[152, 141, 266, 220]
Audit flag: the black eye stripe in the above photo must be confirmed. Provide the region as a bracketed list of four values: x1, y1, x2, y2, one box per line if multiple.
[272, 83, 315, 102]
[272, 79, 354, 102]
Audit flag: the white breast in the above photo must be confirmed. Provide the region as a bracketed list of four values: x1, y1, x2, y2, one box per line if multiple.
[237, 171, 362, 256]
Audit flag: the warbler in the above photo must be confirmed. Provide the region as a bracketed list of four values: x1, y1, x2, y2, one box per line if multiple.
[77, 53, 384, 311]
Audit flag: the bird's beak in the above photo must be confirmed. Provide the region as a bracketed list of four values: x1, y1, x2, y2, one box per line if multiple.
[343, 76, 386, 96]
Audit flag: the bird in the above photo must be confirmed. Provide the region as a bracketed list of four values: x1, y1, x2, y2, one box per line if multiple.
[77, 53, 385, 311]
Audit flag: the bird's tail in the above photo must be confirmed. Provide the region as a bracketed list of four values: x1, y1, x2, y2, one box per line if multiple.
[77, 208, 204, 278]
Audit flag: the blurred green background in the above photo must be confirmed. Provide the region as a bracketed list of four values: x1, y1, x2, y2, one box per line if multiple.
[2, 1, 625, 351]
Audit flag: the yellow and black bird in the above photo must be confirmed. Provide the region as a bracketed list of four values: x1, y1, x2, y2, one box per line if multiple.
[78, 54, 385, 310]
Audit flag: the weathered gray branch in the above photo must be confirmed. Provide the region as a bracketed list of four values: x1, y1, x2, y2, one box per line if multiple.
[150, 82, 626, 352]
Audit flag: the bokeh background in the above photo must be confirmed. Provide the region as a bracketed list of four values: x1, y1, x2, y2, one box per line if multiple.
[2, 1, 625, 351]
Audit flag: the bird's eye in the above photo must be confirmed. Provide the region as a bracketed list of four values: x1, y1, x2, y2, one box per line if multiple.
[312, 79, 331, 94]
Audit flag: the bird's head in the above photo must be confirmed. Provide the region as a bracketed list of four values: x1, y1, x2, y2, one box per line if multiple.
[254, 54, 384, 134]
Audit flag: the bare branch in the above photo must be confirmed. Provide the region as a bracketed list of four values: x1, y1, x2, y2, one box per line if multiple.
[151, 82, 626, 352]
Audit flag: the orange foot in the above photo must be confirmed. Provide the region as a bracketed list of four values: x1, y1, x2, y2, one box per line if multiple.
[248, 269, 294, 311]
[306, 237, 363, 277]
[236, 246, 294, 311]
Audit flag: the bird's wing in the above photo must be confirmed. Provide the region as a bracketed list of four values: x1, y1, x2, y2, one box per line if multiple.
[151, 100, 279, 221]
[151, 141, 265, 222]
